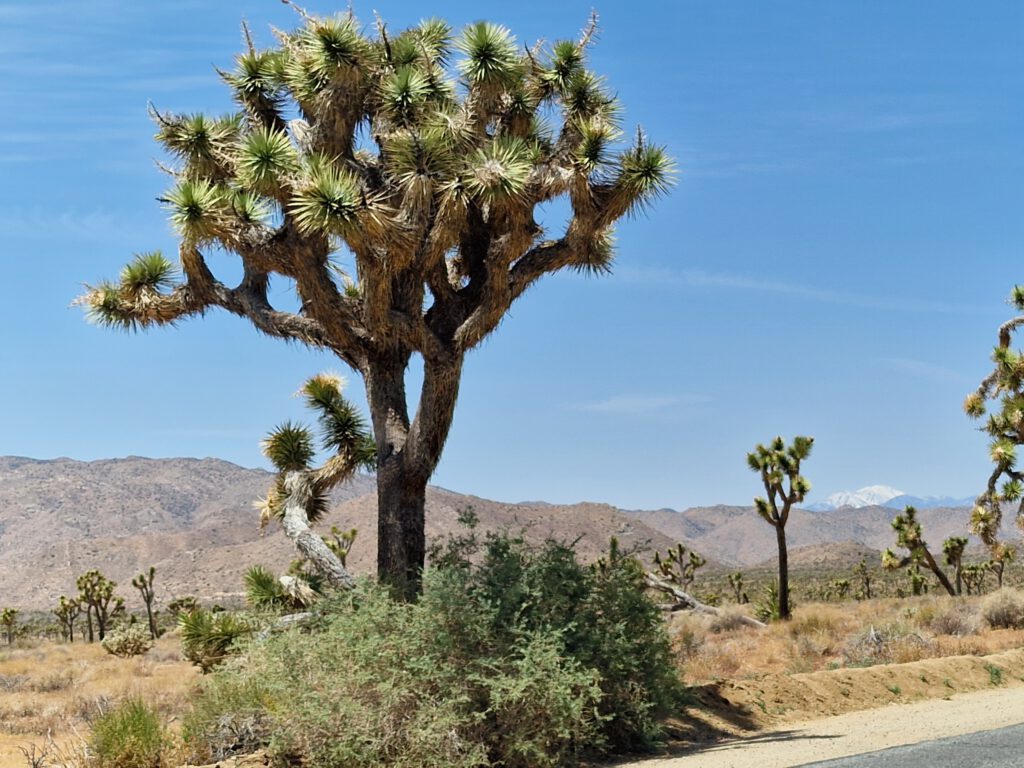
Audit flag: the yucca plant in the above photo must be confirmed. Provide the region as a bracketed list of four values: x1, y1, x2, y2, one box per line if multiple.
[254, 373, 374, 590]
[746, 435, 814, 620]
[78, 10, 673, 599]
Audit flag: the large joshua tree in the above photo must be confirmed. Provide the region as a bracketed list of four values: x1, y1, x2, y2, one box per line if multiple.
[965, 285, 1024, 551]
[77, 10, 672, 598]
[746, 435, 813, 621]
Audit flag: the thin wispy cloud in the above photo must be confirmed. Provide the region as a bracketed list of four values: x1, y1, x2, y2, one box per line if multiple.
[876, 357, 971, 384]
[570, 394, 711, 415]
[616, 266, 994, 316]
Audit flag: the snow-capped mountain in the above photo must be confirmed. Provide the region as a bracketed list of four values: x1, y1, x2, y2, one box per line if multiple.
[805, 485, 975, 511]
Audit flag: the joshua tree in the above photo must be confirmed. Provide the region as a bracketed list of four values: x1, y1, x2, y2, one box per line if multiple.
[131, 566, 159, 639]
[166, 596, 200, 622]
[728, 571, 749, 604]
[853, 558, 873, 600]
[54, 596, 83, 643]
[746, 435, 814, 620]
[76, 10, 672, 599]
[881, 506, 956, 597]
[652, 543, 706, 591]
[965, 287, 1024, 578]
[1, 608, 17, 645]
[942, 536, 968, 595]
[961, 563, 989, 596]
[826, 579, 851, 601]
[989, 542, 1015, 589]
[77, 570, 124, 642]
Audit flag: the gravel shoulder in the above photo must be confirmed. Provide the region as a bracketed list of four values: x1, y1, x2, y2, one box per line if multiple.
[615, 649, 1024, 768]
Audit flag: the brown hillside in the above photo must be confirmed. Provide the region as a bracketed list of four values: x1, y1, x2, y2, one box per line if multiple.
[0, 457, 681, 610]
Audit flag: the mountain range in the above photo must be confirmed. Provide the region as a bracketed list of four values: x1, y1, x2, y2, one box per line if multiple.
[0, 456, 1011, 610]
[805, 485, 976, 512]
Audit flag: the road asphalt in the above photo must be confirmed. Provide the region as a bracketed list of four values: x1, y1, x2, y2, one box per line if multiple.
[800, 723, 1024, 767]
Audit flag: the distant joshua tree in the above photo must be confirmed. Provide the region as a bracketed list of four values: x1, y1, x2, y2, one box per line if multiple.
[942, 536, 968, 596]
[652, 543, 706, 592]
[1, 608, 17, 645]
[728, 571, 749, 604]
[76, 9, 672, 600]
[54, 596, 83, 642]
[989, 542, 1016, 589]
[853, 558, 873, 600]
[132, 566, 159, 639]
[882, 507, 956, 597]
[77, 570, 124, 642]
[746, 435, 814, 620]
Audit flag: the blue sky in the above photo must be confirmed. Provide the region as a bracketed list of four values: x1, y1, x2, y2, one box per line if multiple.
[1, 1, 1022, 509]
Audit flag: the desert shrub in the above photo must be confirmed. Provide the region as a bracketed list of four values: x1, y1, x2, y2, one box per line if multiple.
[90, 697, 168, 768]
[915, 601, 977, 636]
[786, 605, 842, 638]
[30, 669, 75, 692]
[103, 623, 154, 658]
[181, 676, 274, 762]
[981, 588, 1024, 629]
[178, 609, 252, 672]
[185, 536, 684, 767]
[842, 622, 932, 666]
[707, 605, 757, 634]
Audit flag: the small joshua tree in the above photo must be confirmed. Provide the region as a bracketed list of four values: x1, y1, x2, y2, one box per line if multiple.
[881, 507, 956, 597]
[131, 566, 159, 639]
[746, 435, 814, 620]
[77, 9, 673, 600]
[256, 373, 375, 590]
[989, 542, 1015, 589]
[652, 543, 706, 591]
[77, 570, 125, 642]
[728, 571, 749, 604]
[54, 596, 83, 642]
[1, 608, 18, 645]
[853, 558, 873, 600]
[961, 563, 989, 596]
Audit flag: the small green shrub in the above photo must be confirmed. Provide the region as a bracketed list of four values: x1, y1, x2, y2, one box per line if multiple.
[980, 589, 1024, 629]
[102, 623, 154, 658]
[90, 697, 167, 768]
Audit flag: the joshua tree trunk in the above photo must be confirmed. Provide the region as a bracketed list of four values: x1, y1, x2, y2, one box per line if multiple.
[366, 353, 462, 598]
[922, 549, 957, 597]
[776, 523, 791, 620]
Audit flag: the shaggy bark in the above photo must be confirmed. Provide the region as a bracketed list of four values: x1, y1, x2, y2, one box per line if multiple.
[280, 471, 357, 590]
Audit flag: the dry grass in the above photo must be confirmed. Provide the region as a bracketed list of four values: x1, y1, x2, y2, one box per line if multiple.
[0, 635, 197, 767]
[671, 594, 1024, 684]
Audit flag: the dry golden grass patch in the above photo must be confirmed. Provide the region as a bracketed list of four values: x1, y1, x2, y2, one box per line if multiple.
[0, 635, 197, 768]
[672, 594, 1024, 685]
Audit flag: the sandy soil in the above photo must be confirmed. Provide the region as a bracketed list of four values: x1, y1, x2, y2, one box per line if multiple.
[617, 648, 1024, 768]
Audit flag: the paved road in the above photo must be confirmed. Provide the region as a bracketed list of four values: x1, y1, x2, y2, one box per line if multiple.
[800, 723, 1024, 767]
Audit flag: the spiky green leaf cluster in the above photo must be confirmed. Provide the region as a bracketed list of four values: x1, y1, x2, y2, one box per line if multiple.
[746, 435, 814, 524]
[262, 422, 316, 472]
[299, 373, 376, 467]
[289, 163, 362, 236]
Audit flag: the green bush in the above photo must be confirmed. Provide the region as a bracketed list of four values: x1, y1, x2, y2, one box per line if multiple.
[90, 697, 168, 768]
[184, 535, 684, 767]
[102, 623, 154, 658]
